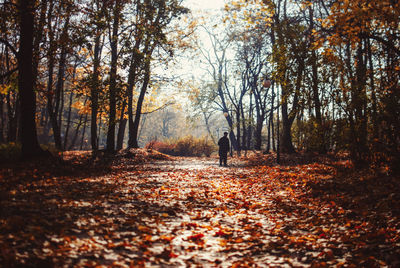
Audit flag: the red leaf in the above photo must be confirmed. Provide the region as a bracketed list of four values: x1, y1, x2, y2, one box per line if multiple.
[187, 233, 204, 241]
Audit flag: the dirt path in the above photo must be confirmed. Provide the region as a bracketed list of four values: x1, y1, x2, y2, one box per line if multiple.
[1, 155, 398, 267]
[129, 157, 287, 267]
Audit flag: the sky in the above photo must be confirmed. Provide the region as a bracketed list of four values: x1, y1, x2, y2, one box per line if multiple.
[184, 0, 226, 11]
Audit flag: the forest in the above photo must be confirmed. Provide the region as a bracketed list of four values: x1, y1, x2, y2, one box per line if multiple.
[1, 0, 399, 266]
[0, 0, 399, 170]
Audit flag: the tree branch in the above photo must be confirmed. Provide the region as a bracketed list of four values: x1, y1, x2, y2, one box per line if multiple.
[0, 38, 18, 56]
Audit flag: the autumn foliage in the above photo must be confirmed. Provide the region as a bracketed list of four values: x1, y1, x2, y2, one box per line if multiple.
[1, 0, 400, 265]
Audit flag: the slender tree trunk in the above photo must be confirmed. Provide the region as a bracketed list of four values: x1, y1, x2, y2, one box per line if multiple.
[90, 33, 101, 151]
[0, 94, 3, 143]
[116, 119, 127, 150]
[106, 0, 121, 152]
[280, 85, 296, 154]
[46, 54, 62, 150]
[216, 66, 238, 150]
[241, 102, 246, 150]
[63, 63, 77, 150]
[97, 113, 102, 148]
[367, 38, 378, 140]
[0, 94, 6, 144]
[309, 7, 325, 153]
[55, 46, 69, 147]
[127, 44, 141, 148]
[266, 115, 271, 152]
[247, 93, 253, 150]
[130, 59, 151, 148]
[18, 0, 43, 158]
[236, 108, 241, 155]
[353, 41, 368, 165]
[116, 99, 127, 150]
[63, 91, 74, 150]
[80, 113, 88, 150]
[45, 0, 62, 150]
[280, 54, 302, 154]
[267, 88, 275, 152]
[253, 88, 263, 150]
[255, 113, 263, 150]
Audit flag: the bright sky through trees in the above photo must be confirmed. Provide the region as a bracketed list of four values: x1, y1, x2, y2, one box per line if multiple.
[185, 0, 226, 10]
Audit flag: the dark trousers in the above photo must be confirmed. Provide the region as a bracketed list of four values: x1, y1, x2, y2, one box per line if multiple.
[219, 151, 228, 166]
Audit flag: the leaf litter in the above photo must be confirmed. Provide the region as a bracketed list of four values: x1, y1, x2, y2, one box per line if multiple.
[0, 149, 399, 267]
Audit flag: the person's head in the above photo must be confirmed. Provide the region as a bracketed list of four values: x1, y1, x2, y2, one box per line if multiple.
[224, 132, 228, 137]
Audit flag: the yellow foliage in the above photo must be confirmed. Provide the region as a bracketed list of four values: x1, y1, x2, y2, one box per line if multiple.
[0, 84, 12, 95]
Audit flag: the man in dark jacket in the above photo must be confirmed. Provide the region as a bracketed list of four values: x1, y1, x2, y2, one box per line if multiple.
[218, 132, 230, 166]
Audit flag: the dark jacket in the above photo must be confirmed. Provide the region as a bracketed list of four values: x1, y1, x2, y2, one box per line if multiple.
[218, 136, 230, 153]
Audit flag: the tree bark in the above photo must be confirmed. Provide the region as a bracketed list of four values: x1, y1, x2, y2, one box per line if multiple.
[63, 91, 74, 150]
[106, 0, 121, 152]
[18, 0, 43, 158]
[116, 99, 127, 150]
[309, 6, 325, 153]
[80, 113, 88, 150]
[90, 32, 101, 151]
[130, 59, 151, 148]
[0, 94, 3, 143]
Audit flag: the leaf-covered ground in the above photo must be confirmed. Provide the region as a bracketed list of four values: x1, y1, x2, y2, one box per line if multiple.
[1, 150, 399, 267]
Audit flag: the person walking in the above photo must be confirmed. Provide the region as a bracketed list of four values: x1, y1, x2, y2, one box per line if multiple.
[218, 132, 230, 166]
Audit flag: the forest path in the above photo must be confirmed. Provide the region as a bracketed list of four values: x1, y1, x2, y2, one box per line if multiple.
[132, 156, 287, 267]
[1, 154, 398, 267]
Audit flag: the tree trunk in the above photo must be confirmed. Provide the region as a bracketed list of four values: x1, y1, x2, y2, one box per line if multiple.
[309, 7, 325, 153]
[266, 89, 275, 152]
[352, 41, 368, 165]
[80, 113, 88, 150]
[90, 33, 101, 151]
[253, 88, 263, 150]
[236, 108, 241, 155]
[247, 93, 253, 150]
[63, 91, 74, 150]
[241, 102, 246, 150]
[280, 54, 303, 154]
[255, 113, 263, 150]
[116, 99, 127, 151]
[367, 38, 378, 140]
[280, 85, 296, 154]
[127, 43, 142, 148]
[116, 119, 127, 151]
[63, 63, 77, 150]
[45, 0, 63, 150]
[106, 0, 121, 152]
[129, 59, 151, 148]
[0, 94, 3, 143]
[18, 0, 43, 158]
[68, 114, 83, 150]
[46, 52, 62, 150]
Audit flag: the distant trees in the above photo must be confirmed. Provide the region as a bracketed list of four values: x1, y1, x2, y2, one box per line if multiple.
[1, 0, 398, 172]
[214, 0, 399, 170]
[186, 0, 399, 171]
[197, 26, 239, 151]
[0, 0, 191, 156]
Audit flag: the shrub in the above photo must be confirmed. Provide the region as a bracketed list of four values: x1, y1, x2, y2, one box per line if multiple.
[0, 142, 21, 162]
[174, 136, 196, 156]
[145, 140, 175, 155]
[193, 136, 215, 157]
[145, 136, 216, 157]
